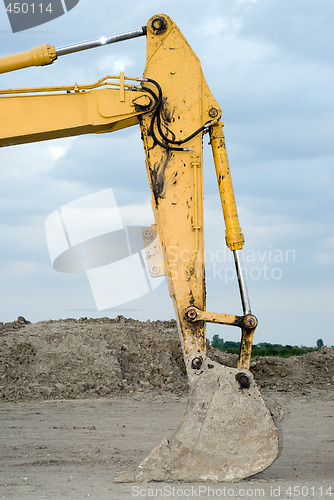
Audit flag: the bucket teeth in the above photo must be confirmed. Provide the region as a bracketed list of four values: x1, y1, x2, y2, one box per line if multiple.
[115, 359, 278, 482]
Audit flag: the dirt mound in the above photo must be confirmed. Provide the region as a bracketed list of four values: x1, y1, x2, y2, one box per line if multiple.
[1, 316, 333, 401]
[208, 343, 334, 392]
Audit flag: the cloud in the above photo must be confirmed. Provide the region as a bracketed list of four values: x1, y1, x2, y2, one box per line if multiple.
[97, 54, 135, 74]
[198, 15, 242, 39]
[0, 0, 332, 348]
[119, 200, 154, 227]
[239, 0, 334, 64]
[49, 144, 69, 161]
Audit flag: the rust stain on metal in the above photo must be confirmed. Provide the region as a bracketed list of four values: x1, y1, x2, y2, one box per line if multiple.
[149, 151, 172, 203]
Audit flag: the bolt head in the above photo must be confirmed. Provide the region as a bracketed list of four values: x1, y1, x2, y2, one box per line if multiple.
[191, 357, 203, 370]
[151, 265, 160, 275]
[150, 16, 168, 35]
[185, 308, 197, 321]
[244, 315, 257, 329]
[209, 107, 219, 118]
[143, 229, 153, 239]
[235, 372, 250, 389]
[152, 19, 163, 29]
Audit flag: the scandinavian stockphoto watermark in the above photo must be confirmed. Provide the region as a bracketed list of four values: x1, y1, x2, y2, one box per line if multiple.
[203, 245, 295, 283]
[131, 484, 333, 498]
[3, 0, 80, 33]
[45, 188, 164, 311]
[45, 188, 295, 311]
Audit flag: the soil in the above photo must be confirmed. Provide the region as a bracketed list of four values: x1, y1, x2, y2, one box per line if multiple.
[0, 317, 333, 499]
[1, 316, 333, 401]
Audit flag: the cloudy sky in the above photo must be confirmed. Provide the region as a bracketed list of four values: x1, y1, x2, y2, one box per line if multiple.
[0, 0, 333, 347]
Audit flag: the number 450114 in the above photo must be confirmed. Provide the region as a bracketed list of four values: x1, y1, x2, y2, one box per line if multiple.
[285, 485, 333, 497]
[6, 3, 53, 14]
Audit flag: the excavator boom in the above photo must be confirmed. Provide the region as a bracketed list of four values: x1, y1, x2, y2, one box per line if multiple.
[0, 14, 278, 482]
[0, 75, 153, 146]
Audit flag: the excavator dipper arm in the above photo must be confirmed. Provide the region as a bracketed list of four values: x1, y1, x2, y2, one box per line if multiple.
[0, 14, 278, 482]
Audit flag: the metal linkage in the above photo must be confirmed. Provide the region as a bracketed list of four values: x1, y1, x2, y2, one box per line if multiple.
[233, 249, 251, 315]
[0, 27, 147, 75]
[56, 27, 147, 57]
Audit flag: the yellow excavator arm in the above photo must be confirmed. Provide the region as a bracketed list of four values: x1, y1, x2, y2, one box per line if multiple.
[0, 14, 278, 482]
[0, 75, 154, 146]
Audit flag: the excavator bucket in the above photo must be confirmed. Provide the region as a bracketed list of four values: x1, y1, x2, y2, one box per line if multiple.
[115, 357, 278, 482]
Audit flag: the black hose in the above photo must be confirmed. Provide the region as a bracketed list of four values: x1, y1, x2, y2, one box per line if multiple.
[142, 78, 207, 151]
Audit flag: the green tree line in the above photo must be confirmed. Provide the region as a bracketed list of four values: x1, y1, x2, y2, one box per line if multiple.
[211, 335, 329, 358]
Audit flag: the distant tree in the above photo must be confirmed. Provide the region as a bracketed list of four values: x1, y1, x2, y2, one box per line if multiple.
[211, 334, 224, 350]
[211, 334, 220, 348]
[316, 338, 324, 349]
[224, 341, 240, 348]
[212, 337, 319, 357]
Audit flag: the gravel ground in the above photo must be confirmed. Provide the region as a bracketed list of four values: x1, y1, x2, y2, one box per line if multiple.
[0, 390, 333, 499]
[0, 317, 333, 499]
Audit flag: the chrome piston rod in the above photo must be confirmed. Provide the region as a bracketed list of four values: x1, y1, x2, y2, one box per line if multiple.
[233, 249, 251, 315]
[56, 27, 147, 57]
